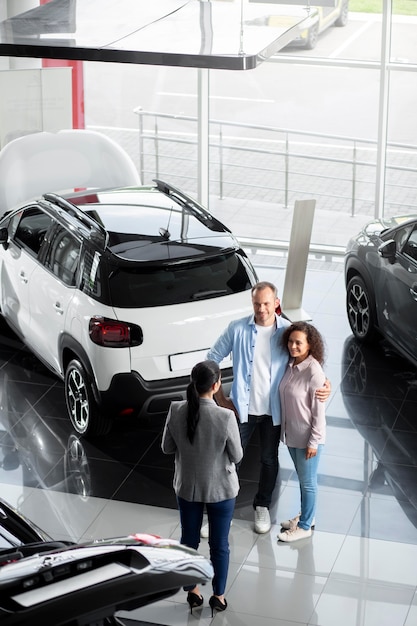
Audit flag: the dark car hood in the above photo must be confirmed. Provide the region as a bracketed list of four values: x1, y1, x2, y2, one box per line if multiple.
[0, 533, 213, 625]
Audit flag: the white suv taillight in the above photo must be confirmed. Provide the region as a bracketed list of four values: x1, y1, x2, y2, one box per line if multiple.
[89, 316, 143, 348]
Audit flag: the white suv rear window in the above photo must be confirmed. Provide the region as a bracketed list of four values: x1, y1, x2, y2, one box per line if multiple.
[108, 252, 255, 308]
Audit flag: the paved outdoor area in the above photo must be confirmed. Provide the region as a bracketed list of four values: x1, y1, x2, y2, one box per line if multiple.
[90, 123, 402, 258]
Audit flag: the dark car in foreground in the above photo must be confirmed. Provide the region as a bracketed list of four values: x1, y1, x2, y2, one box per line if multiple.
[0, 498, 212, 626]
[344, 214, 417, 367]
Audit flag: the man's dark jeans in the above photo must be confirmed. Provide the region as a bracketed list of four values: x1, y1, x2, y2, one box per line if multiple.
[238, 414, 281, 510]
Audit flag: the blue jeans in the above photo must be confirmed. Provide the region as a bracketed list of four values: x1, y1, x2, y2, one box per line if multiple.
[177, 496, 235, 596]
[288, 445, 323, 530]
[239, 415, 281, 510]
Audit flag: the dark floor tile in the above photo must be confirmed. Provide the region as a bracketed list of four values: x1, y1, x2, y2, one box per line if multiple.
[0, 379, 57, 419]
[380, 431, 417, 465]
[72, 457, 138, 500]
[3, 351, 57, 385]
[140, 435, 173, 470]
[34, 385, 68, 420]
[86, 427, 162, 466]
[112, 465, 177, 509]
[342, 393, 402, 430]
[393, 400, 417, 432]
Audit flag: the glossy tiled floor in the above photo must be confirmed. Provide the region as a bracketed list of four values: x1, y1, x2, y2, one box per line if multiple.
[1, 259, 417, 626]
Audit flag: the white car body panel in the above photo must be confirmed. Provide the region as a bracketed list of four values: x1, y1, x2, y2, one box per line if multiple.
[28, 266, 75, 375]
[114, 291, 252, 381]
[0, 243, 37, 339]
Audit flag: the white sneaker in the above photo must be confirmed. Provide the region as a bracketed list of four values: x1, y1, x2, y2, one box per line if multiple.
[278, 526, 312, 542]
[254, 506, 271, 534]
[200, 520, 233, 539]
[280, 514, 315, 531]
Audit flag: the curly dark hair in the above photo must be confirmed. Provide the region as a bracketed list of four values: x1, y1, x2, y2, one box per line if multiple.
[281, 322, 326, 365]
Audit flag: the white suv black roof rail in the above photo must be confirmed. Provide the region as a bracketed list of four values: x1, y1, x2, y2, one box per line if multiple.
[43, 193, 109, 249]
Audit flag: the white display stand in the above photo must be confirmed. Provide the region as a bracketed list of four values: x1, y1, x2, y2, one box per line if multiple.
[0, 129, 141, 216]
[281, 198, 316, 321]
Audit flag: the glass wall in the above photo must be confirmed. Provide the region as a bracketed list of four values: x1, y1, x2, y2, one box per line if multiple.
[0, 0, 416, 250]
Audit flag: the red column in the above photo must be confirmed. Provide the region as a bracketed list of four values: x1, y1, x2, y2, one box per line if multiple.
[40, 0, 85, 129]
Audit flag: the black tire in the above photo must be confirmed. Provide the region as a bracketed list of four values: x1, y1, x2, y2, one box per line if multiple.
[335, 0, 349, 27]
[346, 275, 376, 342]
[304, 23, 319, 50]
[65, 359, 112, 437]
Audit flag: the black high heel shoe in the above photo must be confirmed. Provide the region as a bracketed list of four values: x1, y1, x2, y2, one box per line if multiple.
[186, 591, 203, 614]
[209, 595, 227, 617]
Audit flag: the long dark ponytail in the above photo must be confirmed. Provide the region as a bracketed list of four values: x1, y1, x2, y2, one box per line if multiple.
[186, 360, 220, 443]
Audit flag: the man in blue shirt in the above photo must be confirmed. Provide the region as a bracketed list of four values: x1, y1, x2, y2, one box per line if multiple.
[206, 281, 330, 534]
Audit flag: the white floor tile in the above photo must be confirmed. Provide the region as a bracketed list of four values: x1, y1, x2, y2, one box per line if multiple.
[19, 489, 108, 541]
[79, 500, 180, 542]
[226, 563, 327, 622]
[330, 535, 417, 587]
[404, 592, 417, 626]
[312, 578, 414, 626]
[247, 529, 346, 577]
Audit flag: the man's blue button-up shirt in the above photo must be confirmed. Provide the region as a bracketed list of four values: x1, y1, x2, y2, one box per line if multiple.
[207, 313, 290, 425]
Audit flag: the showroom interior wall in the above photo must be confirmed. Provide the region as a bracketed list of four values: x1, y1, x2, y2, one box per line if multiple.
[0, 0, 416, 249]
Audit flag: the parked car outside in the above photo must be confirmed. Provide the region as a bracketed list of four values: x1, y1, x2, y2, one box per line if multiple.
[291, 0, 349, 49]
[344, 214, 417, 367]
[0, 497, 213, 626]
[0, 178, 257, 437]
[249, 0, 349, 50]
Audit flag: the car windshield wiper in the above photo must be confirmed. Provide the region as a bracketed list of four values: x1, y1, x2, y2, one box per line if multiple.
[192, 289, 227, 299]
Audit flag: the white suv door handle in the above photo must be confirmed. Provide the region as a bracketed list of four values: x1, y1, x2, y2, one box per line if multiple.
[19, 271, 28, 284]
[54, 302, 64, 315]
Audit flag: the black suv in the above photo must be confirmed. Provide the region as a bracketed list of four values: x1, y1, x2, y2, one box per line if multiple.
[344, 214, 417, 367]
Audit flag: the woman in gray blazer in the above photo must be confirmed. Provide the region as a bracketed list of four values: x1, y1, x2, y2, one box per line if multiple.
[162, 360, 243, 616]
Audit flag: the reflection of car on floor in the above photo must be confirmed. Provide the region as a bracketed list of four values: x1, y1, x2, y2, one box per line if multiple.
[0, 131, 257, 437]
[344, 214, 417, 368]
[0, 497, 213, 626]
[341, 335, 417, 529]
[0, 318, 92, 513]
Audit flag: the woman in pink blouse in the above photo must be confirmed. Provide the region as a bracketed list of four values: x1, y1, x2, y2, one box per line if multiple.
[277, 322, 326, 543]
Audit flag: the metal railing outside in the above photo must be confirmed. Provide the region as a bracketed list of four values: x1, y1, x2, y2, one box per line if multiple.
[133, 108, 417, 221]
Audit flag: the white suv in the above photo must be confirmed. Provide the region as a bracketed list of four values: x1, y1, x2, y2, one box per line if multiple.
[0, 179, 257, 436]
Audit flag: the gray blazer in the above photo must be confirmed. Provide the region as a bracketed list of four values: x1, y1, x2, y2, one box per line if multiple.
[161, 398, 243, 503]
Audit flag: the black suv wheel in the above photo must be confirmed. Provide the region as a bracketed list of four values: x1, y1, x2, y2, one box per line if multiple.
[346, 275, 376, 342]
[65, 359, 111, 437]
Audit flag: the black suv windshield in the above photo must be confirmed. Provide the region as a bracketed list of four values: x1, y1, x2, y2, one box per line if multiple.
[108, 251, 255, 307]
